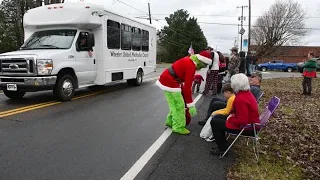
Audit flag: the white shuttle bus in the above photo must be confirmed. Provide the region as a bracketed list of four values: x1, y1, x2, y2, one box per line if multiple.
[0, 2, 157, 101]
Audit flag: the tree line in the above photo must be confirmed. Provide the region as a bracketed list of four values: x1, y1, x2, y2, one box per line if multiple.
[0, 0, 64, 53]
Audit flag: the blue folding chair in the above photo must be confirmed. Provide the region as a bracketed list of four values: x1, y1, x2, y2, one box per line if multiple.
[220, 96, 280, 161]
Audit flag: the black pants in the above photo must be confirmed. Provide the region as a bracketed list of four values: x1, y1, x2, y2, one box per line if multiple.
[210, 116, 255, 151]
[192, 82, 200, 93]
[302, 77, 312, 94]
[205, 97, 227, 120]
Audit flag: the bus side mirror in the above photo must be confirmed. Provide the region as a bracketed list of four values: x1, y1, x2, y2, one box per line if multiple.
[87, 33, 95, 50]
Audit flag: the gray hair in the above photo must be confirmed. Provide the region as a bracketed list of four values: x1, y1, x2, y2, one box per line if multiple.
[230, 73, 250, 93]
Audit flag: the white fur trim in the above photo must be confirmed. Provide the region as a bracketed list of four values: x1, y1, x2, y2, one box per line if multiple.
[196, 54, 212, 65]
[187, 101, 196, 108]
[211, 52, 219, 70]
[155, 80, 181, 92]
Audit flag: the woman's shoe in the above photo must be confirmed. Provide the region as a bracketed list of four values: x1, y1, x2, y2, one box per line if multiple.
[205, 135, 215, 142]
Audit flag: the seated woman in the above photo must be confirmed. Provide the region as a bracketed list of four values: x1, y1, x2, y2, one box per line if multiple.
[210, 73, 260, 156]
[198, 76, 262, 125]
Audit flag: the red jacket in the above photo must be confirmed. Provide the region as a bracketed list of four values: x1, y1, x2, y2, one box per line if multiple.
[226, 91, 260, 129]
[194, 74, 204, 84]
[156, 56, 196, 107]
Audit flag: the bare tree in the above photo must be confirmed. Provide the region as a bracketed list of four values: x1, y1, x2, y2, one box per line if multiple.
[251, 0, 309, 57]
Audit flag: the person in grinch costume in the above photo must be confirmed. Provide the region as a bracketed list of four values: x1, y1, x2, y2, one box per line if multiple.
[156, 51, 212, 135]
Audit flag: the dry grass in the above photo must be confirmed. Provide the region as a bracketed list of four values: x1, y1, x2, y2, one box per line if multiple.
[228, 77, 320, 180]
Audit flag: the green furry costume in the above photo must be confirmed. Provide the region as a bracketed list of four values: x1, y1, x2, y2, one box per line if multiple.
[156, 52, 212, 135]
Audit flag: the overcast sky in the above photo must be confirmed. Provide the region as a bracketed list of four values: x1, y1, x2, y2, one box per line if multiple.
[68, 0, 320, 53]
[1, 0, 320, 53]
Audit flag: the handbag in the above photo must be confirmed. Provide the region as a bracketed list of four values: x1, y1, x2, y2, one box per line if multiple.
[200, 117, 213, 139]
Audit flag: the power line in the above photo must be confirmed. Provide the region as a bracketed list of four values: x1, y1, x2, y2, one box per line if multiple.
[129, 13, 320, 19]
[155, 19, 320, 31]
[114, 0, 147, 15]
[115, 0, 196, 43]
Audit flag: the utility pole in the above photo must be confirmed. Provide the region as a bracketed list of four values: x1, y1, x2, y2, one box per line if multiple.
[237, 5, 248, 52]
[148, 3, 152, 24]
[248, 0, 251, 53]
[237, 24, 240, 47]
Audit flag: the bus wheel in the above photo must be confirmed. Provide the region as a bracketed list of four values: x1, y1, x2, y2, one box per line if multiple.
[127, 69, 143, 86]
[54, 74, 75, 101]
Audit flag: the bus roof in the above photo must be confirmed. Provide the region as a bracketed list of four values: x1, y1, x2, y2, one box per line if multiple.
[24, 2, 156, 30]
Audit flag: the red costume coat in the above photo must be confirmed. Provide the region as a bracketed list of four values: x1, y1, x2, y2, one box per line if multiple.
[156, 56, 196, 107]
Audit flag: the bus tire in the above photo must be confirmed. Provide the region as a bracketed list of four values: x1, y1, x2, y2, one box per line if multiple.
[53, 74, 75, 101]
[127, 69, 143, 86]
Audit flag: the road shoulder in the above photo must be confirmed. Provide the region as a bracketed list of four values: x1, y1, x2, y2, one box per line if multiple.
[136, 95, 234, 180]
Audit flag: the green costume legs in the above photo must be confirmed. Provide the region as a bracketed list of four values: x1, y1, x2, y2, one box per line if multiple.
[164, 91, 190, 135]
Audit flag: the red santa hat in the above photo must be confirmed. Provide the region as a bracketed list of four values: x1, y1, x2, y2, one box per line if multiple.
[196, 51, 212, 65]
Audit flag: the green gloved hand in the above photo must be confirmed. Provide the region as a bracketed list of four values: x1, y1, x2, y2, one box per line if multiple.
[189, 106, 197, 117]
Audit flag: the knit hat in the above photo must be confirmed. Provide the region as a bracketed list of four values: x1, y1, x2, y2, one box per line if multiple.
[196, 51, 212, 65]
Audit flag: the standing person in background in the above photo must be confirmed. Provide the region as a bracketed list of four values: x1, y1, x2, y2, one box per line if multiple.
[251, 53, 257, 73]
[192, 74, 204, 94]
[302, 51, 318, 96]
[228, 47, 240, 77]
[247, 52, 257, 74]
[203, 48, 219, 95]
[225, 57, 229, 69]
[246, 52, 251, 75]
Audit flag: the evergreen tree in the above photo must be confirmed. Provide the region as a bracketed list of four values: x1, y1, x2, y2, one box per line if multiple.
[159, 9, 208, 63]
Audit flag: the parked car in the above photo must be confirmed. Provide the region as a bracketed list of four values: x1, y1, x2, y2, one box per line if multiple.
[297, 58, 320, 73]
[257, 60, 297, 72]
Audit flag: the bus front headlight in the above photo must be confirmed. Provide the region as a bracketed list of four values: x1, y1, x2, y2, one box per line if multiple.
[37, 59, 53, 75]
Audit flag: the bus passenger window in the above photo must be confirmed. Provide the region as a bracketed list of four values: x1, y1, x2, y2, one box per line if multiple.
[121, 24, 131, 50]
[132, 27, 141, 51]
[107, 20, 120, 49]
[142, 30, 149, 52]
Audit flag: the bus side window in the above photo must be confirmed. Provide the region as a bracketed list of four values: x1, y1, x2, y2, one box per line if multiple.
[121, 24, 131, 50]
[107, 20, 120, 49]
[142, 30, 149, 52]
[76, 32, 89, 51]
[132, 27, 141, 51]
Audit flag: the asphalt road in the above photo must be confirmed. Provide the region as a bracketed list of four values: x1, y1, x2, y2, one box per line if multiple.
[0, 68, 298, 180]
[0, 65, 192, 180]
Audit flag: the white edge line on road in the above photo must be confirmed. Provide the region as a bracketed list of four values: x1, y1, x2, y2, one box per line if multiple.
[120, 93, 203, 180]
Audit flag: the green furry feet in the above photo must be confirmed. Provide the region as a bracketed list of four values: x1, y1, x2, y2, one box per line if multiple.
[172, 128, 190, 135]
[165, 123, 172, 128]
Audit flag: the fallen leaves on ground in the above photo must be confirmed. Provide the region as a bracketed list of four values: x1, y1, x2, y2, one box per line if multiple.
[228, 77, 320, 180]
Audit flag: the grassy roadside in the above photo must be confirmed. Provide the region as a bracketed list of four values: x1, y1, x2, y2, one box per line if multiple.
[227, 77, 320, 180]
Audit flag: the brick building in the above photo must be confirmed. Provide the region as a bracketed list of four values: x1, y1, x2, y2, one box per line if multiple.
[251, 46, 320, 63]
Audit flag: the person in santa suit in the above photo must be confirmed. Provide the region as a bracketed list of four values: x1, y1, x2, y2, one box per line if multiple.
[156, 51, 212, 135]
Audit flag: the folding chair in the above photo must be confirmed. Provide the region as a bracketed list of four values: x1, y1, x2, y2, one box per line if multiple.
[220, 96, 281, 161]
[256, 91, 264, 102]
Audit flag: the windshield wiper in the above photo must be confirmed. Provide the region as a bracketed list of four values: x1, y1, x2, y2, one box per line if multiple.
[39, 45, 64, 49]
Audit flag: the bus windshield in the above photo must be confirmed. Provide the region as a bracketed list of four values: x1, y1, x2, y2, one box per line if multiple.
[20, 29, 77, 50]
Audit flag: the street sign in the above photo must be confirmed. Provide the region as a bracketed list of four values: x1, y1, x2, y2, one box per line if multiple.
[239, 28, 245, 35]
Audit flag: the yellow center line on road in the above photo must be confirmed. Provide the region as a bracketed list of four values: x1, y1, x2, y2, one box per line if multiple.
[0, 76, 159, 118]
[0, 101, 57, 116]
[0, 87, 119, 118]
